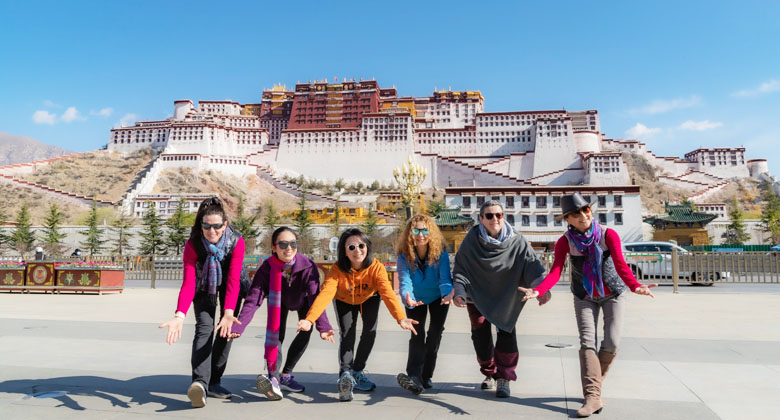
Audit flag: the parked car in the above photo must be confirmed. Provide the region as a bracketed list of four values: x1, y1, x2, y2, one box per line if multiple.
[622, 241, 727, 286]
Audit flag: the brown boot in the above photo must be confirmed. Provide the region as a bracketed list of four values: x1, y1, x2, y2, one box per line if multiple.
[576, 349, 603, 417]
[598, 350, 617, 379]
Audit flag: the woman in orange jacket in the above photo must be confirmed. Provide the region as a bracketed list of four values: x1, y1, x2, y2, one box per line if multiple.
[297, 228, 418, 402]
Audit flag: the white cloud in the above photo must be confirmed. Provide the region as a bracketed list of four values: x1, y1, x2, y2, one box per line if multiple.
[90, 107, 114, 117]
[32, 110, 57, 125]
[42, 99, 61, 108]
[625, 123, 661, 139]
[732, 79, 780, 97]
[678, 120, 724, 131]
[116, 113, 138, 128]
[628, 95, 701, 115]
[61, 106, 86, 123]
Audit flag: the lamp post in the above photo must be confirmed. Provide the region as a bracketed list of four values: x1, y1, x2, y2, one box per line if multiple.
[393, 156, 427, 220]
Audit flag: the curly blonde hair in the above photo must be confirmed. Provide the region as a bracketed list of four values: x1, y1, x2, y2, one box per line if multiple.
[395, 214, 446, 272]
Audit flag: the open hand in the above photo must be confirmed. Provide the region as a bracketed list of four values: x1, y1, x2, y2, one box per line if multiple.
[634, 284, 658, 298]
[215, 310, 241, 340]
[538, 290, 552, 306]
[517, 286, 539, 302]
[405, 292, 423, 307]
[297, 319, 313, 333]
[399, 318, 419, 335]
[158, 318, 183, 345]
[453, 296, 467, 308]
[441, 290, 454, 305]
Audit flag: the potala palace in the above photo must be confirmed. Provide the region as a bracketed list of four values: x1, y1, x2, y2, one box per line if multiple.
[106, 79, 777, 244]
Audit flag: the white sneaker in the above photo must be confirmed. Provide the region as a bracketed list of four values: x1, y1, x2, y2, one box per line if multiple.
[187, 381, 206, 408]
[338, 371, 355, 401]
[256, 374, 283, 401]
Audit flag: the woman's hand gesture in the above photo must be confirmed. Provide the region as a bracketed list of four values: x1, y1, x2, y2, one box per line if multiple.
[405, 292, 423, 308]
[441, 290, 454, 305]
[320, 329, 336, 343]
[634, 284, 658, 298]
[517, 286, 539, 301]
[158, 317, 184, 345]
[399, 318, 419, 335]
[215, 309, 241, 340]
[297, 319, 313, 333]
[453, 296, 467, 308]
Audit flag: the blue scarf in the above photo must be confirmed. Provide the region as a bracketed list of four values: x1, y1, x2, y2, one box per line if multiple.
[201, 228, 230, 304]
[566, 221, 604, 297]
[478, 220, 515, 245]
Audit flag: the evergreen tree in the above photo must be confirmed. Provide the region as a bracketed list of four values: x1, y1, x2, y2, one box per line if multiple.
[232, 197, 261, 254]
[41, 204, 66, 256]
[329, 205, 343, 237]
[10, 203, 35, 258]
[334, 178, 346, 191]
[80, 201, 107, 256]
[360, 204, 379, 237]
[140, 203, 166, 255]
[111, 215, 134, 256]
[370, 180, 380, 191]
[165, 198, 189, 255]
[293, 191, 315, 254]
[0, 208, 8, 249]
[723, 198, 751, 245]
[260, 199, 282, 253]
[426, 199, 446, 218]
[760, 185, 780, 244]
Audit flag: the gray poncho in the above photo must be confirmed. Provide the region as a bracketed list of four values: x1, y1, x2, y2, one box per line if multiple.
[453, 225, 546, 332]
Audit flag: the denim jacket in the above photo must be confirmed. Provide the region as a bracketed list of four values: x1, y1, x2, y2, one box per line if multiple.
[397, 249, 453, 307]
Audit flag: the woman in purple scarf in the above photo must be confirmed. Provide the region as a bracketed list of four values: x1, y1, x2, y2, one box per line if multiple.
[230, 226, 335, 401]
[518, 192, 656, 417]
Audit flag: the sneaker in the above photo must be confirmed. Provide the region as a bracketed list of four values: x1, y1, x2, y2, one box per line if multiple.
[337, 371, 355, 401]
[279, 374, 305, 393]
[495, 378, 510, 398]
[207, 383, 232, 399]
[481, 376, 496, 390]
[187, 381, 206, 408]
[255, 374, 283, 401]
[397, 373, 424, 395]
[351, 370, 376, 392]
[421, 377, 434, 389]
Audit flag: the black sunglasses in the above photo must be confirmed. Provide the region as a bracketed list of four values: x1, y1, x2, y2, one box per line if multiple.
[276, 240, 298, 250]
[347, 243, 366, 252]
[201, 221, 225, 231]
[483, 212, 503, 220]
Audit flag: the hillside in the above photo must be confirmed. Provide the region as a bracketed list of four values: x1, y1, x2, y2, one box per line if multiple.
[18, 149, 156, 202]
[0, 132, 72, 166]
[154, 167, 302, 217]
[0, 182, 91, 224]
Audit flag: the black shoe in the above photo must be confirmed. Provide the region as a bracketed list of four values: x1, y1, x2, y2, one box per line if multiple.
[397, 373, 424, 395]
[207, 384, 233, 399]
[421, 378, 433, 389]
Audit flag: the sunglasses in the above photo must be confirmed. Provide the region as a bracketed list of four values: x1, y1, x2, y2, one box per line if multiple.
[412, 228, 430, 236]
[276, 240, 298, 250]
[347, 243, 366, 252]
[201, 221, 225, 231]
[482, 212, 503, 220]
[567, 207, 591, 217]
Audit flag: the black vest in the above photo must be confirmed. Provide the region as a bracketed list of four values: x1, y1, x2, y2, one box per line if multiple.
[566, 226, 627, 299]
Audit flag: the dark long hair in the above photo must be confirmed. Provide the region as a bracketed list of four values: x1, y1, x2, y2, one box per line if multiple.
[189, 196, 227, 242]
[336, 228, 374, 273]
[271, 226, 297, 257]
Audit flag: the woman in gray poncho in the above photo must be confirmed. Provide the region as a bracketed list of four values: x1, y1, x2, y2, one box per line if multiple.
[452, 200, 548, 399]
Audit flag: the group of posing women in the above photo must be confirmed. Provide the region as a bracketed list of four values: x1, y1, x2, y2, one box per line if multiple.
[160, 193, 656, 417]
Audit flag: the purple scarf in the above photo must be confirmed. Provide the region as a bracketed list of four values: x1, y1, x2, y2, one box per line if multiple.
[566, 221, 604, 297]
[200, 229, 229, 305]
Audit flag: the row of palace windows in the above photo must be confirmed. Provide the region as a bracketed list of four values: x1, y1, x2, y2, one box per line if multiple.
[462, 194, 623, 209]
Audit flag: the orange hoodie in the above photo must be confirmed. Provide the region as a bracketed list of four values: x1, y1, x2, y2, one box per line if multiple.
[305, 258, 406, 324]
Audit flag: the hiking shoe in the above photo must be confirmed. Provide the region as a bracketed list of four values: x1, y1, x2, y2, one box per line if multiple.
[481, 376, 496, 390]
[207, 383, 232, 399]
[256, 374, 283, 401]
[279, 374, 305, 393]
[421, 377, 434, 389]
[397, 373, 424, 395]
[338, 371, 355, 401]
[187, 381, 206, 408]
[496, 378, 510, 398]
[351, 370, 376, 392]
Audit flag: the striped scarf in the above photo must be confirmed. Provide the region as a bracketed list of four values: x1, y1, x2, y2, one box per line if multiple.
[566, 221, 604, 297]
[265, 255, 294, 375]
[200, 230, 229, 305]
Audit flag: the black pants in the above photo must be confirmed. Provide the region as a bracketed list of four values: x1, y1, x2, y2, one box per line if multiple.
[466, 303, 519, 381]
[276, 302, 314, 375]
[191, 290, 243, 388]
[334, 293, 381, 375]
[405, 301, 449, 381]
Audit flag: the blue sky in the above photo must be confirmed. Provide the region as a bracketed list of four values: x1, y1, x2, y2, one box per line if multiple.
[1, 1, 778, 174]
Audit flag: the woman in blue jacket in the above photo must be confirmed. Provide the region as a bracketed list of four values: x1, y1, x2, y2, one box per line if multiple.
[395, 214, 454, 394]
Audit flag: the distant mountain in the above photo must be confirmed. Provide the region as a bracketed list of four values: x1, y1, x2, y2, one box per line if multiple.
[0, 132, 72, 166]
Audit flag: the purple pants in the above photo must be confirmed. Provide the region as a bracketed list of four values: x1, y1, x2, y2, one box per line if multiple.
[466, 303, 519, 381]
